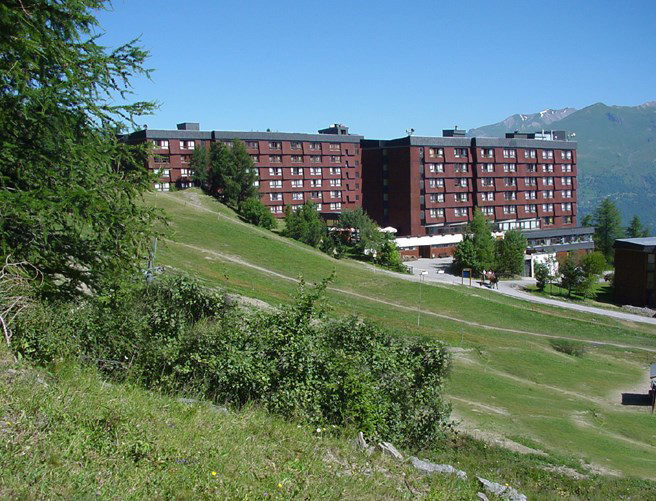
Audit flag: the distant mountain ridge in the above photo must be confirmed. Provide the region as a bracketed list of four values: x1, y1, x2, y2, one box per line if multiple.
[468, 102, 656, 232]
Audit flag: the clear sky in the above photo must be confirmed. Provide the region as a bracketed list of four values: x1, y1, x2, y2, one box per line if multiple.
[97, 0, 656, 138]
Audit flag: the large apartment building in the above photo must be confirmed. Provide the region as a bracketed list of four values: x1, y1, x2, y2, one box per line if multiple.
[124, 123, 363, 218]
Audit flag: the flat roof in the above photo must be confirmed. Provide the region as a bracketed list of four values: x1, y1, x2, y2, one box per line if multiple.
[614, 237, 656, 252]
[651, 363, 656, 379]
[522, 227, 595, 239]
[125, 128, 363, 143]
[361, 135, 576, 149]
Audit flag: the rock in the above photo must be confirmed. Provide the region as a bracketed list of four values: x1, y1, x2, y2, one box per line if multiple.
[355, 432, 367, 449]
[410, 457, 467, 479]
[476, 493, 490, 501]
[477, 476, 527, 501]
[378, 441, 403, 461]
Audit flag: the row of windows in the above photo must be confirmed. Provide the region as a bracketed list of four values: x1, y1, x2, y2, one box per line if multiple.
[154, 168, 194, 178]
[249, 141, 342, 151]
[481, 148, 572, 160]
[267, 167, 342, 176]
[427, 208, 468, 218]
[427, 163, 574, 174]
[269, 191, 342, 201]
[479, 190, 573, 201]
[262, 179, 351, 189]
[481, 177, 574, 187]
[269, 202, 342, 214]
[260, 155, 343, 163]
[427, 178, 468, 188]
[153, 139, 195, 150]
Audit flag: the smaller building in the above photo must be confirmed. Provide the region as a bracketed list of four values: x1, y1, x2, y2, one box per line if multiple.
[613, 237, 656, 307]
[522, 226, 595, 276]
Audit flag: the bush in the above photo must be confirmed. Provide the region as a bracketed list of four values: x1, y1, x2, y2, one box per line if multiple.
[534, 262, 549, 291]
[13, 273, 451, 448]
[239, 197, 277, 229]
[549, 338, 586, 357]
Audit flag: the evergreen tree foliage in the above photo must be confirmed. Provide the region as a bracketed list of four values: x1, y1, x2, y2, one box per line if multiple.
[207, 142, 239, 204]
[282, 202, 325, 247]
[0, 0, 159, 296]
[495, 229, 527, 277]
[239, 197, 276, 230]
[592, 198, 624, 262]
[453, 237, 478, 273]
[231, 139, 258, 206]
[453, 208, 495, 274]
[626, 215, 649, 238]
[580, 214, 593, 227]
[559, 253, 585, 298]
[534, 262, 550, 291]
[190, 145, 208, 187]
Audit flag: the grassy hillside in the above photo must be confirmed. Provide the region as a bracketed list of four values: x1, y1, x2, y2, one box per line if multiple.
[146, 189, 656, 480]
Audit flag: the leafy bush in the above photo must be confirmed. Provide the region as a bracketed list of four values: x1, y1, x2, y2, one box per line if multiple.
[239, 197, 277, 229]
[282, 201, 325, 247]
[534, 262, 549, 291]
[549, 338, 586, 357]
[13, 273, 451, 448]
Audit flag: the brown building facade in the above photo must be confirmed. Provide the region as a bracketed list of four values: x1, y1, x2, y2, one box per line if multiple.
[125, 123, 363, 218]
[614, 238, 656, 307]
[361, 130, 578, 237]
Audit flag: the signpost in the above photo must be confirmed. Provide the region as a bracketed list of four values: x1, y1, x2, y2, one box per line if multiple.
[417, 270, 428, 327]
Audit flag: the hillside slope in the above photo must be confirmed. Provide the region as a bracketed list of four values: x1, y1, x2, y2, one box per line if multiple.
[146, 189, 656, 480]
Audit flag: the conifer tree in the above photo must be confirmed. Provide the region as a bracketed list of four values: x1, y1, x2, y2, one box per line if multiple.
[592, 198, 624, 262]
[626, 215, 649, 238]
[231, 139, 258, 206]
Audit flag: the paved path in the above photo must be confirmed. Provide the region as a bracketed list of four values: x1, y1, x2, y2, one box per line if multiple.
[403, 258, 656, 326]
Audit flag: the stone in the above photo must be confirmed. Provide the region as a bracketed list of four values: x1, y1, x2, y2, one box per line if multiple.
[476, 493, 490, 501]
[410, 456, 467, 479]
[477, 476, 527, 501]
[378, 441, 403, 461]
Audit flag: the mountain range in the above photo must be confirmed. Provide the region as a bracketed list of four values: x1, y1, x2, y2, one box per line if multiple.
[468, 102, 656, 231]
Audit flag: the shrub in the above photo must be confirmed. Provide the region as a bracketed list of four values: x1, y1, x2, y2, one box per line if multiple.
[239, 197, 277, 229]
[13, 273, 452, 448]
[549, 338, 586, 357]
[534, 262, 549, 291]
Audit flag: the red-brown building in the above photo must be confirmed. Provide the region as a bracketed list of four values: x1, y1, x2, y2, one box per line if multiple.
[125, 122, 363, 218]
[361, 129, 578, 237]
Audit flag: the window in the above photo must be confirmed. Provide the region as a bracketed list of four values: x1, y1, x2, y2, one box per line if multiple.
[253, 180, 260, 187]
[290, 141, 302, 150]
[329, 167, 341, 175]
[330, 155, 341, 163]
[180, 168, 192, 177]
[291, 204, 303, 211]
[310, 142, 321, 150]
[310, 179, 322, 187]
[562, 190, 572, 198]
[246, 141, 258, 149]
[544, 177, 554, 186]
[429, 178, 444, 188]
[291, 155, 302, 163]
[482, 163, 494, 172]
[481, 148, 494, 158]
[525, 149, 536, 159]
[428, 163, 444, 173]
[542, 164, 554, 172]
[563, 216, 573, 224]
[503, 192, 516, 201]
[154, 182, 170, 191]
[268, 167, 282, 176]
[456, 193, 468, 202]
[223, 141, 233, 149]
[525, 191, 537, 200]
[153, 139, 169, 149]
[330, 190, 342, 198]
[561, 150, 572, 160]
[527, 164, 537, 173]
[503, 163, 516, 172]
[503, 149, 516, 158]
[310, 155, 321, 163]
[504, 178, 516, 187]
[270, 205, 283, 214]
[454, 148, 467, 158]
[269, 141, 281, 150]
[310, 191, 321, 198]
[292, 192, 304, 200]
[310, 167, 321, 176]
[503, 205, 516, 214]
[269, 155, 282, 163]
[250, 155, 259, 163]
[181, 155, 191, 164]
[561, 203, 572, 211]
[155, 168, 170, 177]
[269, 180, 282, 188]
[330, 202, 342, 211]
[153, 154, 169, 164]
[543, 216, 555, 225]
[543, 190, 554, 199]
[542, 203, 554, 212]
[563, 176, 573, 185]
[291, 179, 303, 188]
[315, 203, 322, 211]
[291, 167, 303, 176]
[527, 204, 537, 213]
[180, 140, 195, 150]
[455, 164, 468, 173]
[458, 179, 468, 187]
[429, 147, 443, 158]
[482, 207, 494, 215]
[429, 208, 445, 218]
[454, 207, 467, 217]
[562, 164, 572, 172]
[329, 179, 341, 187]
[482, 178, 494, 187]
[329, 143, 340, 151]
[525, 177, 537, 186]
[482, 192, 494, 201]
[541, 150, 554, 159]
[430, 193, 444, 203]
[269, 193, 282, 201]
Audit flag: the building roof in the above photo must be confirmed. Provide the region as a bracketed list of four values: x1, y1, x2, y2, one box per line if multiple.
[473, 137, 576, 150]
[125, 128, 363, 144]
[522, 226, 594, 239]
[614, 237, 656, 252]
[361, 135, 576, 149]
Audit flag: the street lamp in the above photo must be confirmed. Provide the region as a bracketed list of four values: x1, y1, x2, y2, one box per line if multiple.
[417, 270, 428, 327]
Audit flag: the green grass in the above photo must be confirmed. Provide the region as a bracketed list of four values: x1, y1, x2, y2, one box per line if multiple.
[3, 347, 656, 500]
[524, 282, 619, 310]
[143, 189, 656, 480]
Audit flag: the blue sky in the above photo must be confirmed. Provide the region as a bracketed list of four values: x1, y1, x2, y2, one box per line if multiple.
[97, 0, 656, 138]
